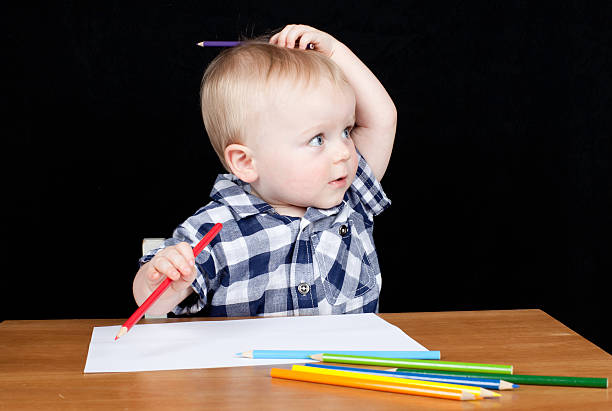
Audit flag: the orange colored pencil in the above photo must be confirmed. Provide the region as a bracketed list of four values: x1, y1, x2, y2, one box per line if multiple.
[270, 368, 477, 401]
[291, 365, 498, 398]
[115, 223, 223, 340]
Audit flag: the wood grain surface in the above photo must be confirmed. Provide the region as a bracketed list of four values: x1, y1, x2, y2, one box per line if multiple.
[1, 310, 610, 410]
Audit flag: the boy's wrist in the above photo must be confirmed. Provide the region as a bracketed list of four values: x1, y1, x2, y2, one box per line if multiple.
[328, 42, 363, 78]
[328, 41, 348, 61]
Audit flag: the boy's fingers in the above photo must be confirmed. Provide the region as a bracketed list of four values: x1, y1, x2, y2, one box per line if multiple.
[285, 29, 303, 49]
[184, 266, 197, 282]
[298, 32, 317, 50]
[152, 257, 180, 281]
[163, 248, 193, 279]
[273, 24, 319, 48]
[287, 27, 311, 49]
[276, 24, 298, 48]
[275, 30, 288, 47]
[148, 268, 162, 283]
[175, 242, 196, 266]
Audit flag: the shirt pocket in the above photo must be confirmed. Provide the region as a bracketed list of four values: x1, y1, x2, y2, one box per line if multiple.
[311, 219, 376, 306]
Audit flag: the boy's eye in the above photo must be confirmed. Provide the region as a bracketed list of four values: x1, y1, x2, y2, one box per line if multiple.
[308, 135, 324, 146]
[342, 127, 352, 139]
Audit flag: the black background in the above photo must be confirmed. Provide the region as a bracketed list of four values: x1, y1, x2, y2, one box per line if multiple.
[3, 2, 611, 353]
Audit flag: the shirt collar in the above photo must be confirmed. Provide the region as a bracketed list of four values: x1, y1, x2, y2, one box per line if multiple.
[210, 173, 346, 222]
[209, 174, 274, 219]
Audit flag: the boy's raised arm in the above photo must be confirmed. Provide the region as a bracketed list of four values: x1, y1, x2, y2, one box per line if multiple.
[271, 24, 397, 182]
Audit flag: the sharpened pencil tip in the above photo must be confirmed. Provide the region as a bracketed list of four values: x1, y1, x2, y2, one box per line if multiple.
[310, 354, 323, 361]
[462, 392, 476, 401]
[114, 326, 128, 341]
[482, 389, 500, 398]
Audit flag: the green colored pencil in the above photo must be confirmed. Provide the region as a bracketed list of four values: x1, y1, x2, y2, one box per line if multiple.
[391, 368, 608, 388]
[310, 354, 512, 374]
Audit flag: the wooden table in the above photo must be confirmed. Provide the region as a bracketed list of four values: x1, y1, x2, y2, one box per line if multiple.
[1, 309, 610, 410]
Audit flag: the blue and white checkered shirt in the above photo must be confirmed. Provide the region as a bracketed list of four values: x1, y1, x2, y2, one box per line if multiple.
[140, 153, 390, 316]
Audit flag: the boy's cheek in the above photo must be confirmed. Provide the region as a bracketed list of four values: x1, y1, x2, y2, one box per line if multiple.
[350, 155, 359, 181]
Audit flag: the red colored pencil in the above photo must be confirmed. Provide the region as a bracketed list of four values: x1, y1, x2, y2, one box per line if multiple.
[115, 223, 223, 340]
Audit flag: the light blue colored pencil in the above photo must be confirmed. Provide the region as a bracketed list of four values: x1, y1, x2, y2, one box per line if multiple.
[236, 350, 441, 360]
[304, 363, 518, 390]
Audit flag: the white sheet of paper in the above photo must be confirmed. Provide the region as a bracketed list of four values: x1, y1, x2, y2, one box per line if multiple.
[84, 313, 427, 373]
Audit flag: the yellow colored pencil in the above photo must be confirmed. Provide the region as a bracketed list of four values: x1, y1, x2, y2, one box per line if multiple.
[292, 365, 499, 399]
[271, 368, 477, 401]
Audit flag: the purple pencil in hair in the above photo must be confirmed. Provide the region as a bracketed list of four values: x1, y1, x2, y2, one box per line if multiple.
[197, 40, 314, 49]
[197, 40, 242, 47]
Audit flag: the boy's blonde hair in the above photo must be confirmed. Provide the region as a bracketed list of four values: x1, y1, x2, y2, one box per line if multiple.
[200, 41, 349, 171]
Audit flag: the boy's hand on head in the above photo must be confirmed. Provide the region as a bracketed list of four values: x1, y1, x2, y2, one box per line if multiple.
[144, 243, 196, 292]
[270, 24, 339, 58]
[271, 24, 397, 182]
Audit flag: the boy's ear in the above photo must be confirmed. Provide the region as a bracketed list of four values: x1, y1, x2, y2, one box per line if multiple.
[224, 143, 258, 183]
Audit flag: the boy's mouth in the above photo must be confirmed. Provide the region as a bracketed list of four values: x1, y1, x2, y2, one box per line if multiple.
[329, 175, 347, 187]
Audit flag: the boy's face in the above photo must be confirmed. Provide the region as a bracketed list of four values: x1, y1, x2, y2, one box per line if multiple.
[248, 80, 358, 215]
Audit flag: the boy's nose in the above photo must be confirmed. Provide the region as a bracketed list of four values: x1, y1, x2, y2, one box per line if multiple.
[332, 140, 351, 163]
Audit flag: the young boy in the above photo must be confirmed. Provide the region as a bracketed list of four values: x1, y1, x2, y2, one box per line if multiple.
[133, 24, 396, 317]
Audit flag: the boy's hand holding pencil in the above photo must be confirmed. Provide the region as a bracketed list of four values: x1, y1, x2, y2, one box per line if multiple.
[126, 223, 223, 338]
[269, 24, 338, 57]
[141, 242, 197, 293]
[271, 23, 396, 183]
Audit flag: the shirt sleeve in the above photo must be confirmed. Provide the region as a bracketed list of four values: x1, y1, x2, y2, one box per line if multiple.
[138, 220, 216, 315]
[349, 151, 392, 220]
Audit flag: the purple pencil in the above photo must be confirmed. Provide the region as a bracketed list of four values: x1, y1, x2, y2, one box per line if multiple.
[196, 40, 314, 49]
[197, 40, 241, 47]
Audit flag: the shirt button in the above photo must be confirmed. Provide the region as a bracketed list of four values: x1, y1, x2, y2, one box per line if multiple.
[297, 282, 311, 295]
[339, 224, 349, 236]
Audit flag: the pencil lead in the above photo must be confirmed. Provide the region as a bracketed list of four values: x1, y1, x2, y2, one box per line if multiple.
[480, 388, 499, 398]
[499, 380, 518, 390]
[114, 326, 128, 341]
